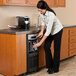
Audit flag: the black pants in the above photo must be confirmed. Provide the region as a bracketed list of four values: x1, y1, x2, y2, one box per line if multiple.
[44, 29, 63, 71]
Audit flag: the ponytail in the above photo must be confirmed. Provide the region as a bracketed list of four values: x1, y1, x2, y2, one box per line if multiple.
[37, 0, 56, 15]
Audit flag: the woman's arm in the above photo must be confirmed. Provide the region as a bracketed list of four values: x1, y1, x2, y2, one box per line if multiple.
[40, 25, 45, 32]
[40, 35, 47, 44]
[33, 35, 47, 48]
[33, 26, 46, 48]
[37, 25, 45, 38]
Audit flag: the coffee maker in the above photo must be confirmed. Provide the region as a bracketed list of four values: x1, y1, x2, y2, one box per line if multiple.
[17, 16, 30, 29]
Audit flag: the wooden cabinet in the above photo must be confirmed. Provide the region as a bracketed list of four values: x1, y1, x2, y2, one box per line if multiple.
[4, 0, 27, 5]
[69, 27, 76, 56]
[0, 0, 27, 5]
[44, 0, 55, 7]
[38, 38, 46, 68]
[0, 27, 76, 75]
[0, 34, 27, 76]
[7, 0, 26, 5]
[27, 0, 39, 6]
[58, 0, 65, 7]
[26, 0, 55, 7]
[60, 28, 69, 60]
[0, 0, 3, 5]
[0, 0, 65, 7]
[55, 0, 65, 7]
[27, 0, 65, 7]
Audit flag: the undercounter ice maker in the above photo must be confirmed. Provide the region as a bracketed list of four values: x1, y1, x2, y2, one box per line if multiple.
[26, 33, 39, 74]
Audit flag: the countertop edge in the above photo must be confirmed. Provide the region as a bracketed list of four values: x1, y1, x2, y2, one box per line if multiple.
[0, 25, 76, 35]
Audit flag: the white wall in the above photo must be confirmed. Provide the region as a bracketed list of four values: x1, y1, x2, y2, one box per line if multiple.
[0, 0, 76, 29]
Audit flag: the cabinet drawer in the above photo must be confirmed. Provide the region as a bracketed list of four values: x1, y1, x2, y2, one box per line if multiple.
[70, 42, 76, 49]
[70, 28, 76, 36]
[70, 35, 76, 43]
[69, 49, 76, 56]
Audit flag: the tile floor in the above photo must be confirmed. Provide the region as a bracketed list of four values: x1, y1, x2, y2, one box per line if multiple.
[0, 56, 76, 76]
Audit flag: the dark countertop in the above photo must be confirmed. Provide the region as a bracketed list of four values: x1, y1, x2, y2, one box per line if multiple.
[0, 25, 76, 35]
[63, 25, 76, 28]
[0, 26, 41, 35]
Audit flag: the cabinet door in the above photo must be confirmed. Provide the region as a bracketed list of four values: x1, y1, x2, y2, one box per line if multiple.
[6, 0, 26, 5]
[0, 0, 3, 5]
[28, 0, 39, 6]
[69, 27, 76, 56]
[60, 28, 69, 60]
[28, 0, 55, 7]
[39, 38, 46, 68]
[0, 34, 27, 76]
[44, 0, 55, 7]
[38, 40, 46, 68]
[55, 0, 65, 7]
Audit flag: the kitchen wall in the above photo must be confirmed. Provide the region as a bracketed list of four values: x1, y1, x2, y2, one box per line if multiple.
[0, 0, 76, 29]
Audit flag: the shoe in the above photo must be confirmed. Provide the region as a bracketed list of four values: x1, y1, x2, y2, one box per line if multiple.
[47, 68, 51, 72]
[47, 69, 49, 72]
[47, 68, 53, 72]
[54, 69, 59, 73]
[47, 68, 54, 74]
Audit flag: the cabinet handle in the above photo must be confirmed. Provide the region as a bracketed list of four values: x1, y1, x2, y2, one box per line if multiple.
[71, 32, 76, 33]
[71, 51, 76, 54]
[71, 45, 76, 46]
[72, 38, 76, 40]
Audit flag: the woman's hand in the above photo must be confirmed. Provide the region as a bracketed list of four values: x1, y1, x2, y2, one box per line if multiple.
[37, 31, 43, 38]
[33, 42, 42, 48]
[33, 35, 47, 48]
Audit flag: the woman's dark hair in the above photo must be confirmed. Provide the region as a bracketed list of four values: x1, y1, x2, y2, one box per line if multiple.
[37, 0, 56, 15]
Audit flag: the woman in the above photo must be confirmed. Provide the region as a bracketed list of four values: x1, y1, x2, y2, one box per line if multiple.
[33, 0, 63, 74]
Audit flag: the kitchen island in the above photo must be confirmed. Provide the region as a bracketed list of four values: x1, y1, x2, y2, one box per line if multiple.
[0, 25, 76, 76]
